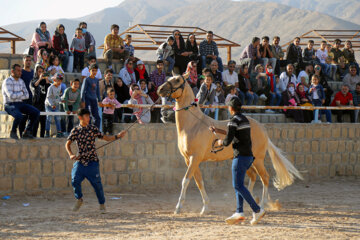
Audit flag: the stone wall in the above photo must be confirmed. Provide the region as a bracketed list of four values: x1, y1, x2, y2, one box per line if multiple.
[0, 123, 359, 194]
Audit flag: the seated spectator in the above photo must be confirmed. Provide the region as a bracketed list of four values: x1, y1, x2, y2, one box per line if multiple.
[337, 56, 349, 81]
[134, 60, 150, 83]
[124, 34, 135, 59]
[271, 36, 286, 75]
[129, 83, 154, 124]
[81, 56, 102, 83]
[238, 64, 258, 106]
[279, 64, 298, 93]
[316, 41, 336, 81]
[139, 79, 149, 94]
[286, 37, 303, 74]
[200, 31, 223, 72]
[79, 22, 96, 59]
[281, 82, 304, 123]
[210, 60, 223, 83]
[45, 73, 64, 138]
[331, 84, 355, 123]
[222, 60, 238, 87]
[303, 40, 317, 65]
[61, 79, 81, 136]
[102, 88, 122, 134]
[192, 75, 205, 96]
[352, 83, 360, 122]
[30, 22, 53, 62]
[156, 36, 175, 76]
[186, 61, 198, 88]
[99, 69, 114, 100]
[35, 48, 50, 70]
[308, 75, 332, 123]
[296, 83, 313, 123]
[103, 24, 129, 69]
[250, 64, 268, 101]
[265, 64, 281, 113]
[225, 85, 238, 105]
[330, 39, 344, 64]
[313, 64, 333, 106]
[173, 30, 190, 74]
[30, 66, 50, 137]
[326, 44, 338, 80]
[240, 37, 261, 73]
[114, 77, 131, 123]
[48, 55, 65, 78]
[297, 64, 314, 91]
[343, 65, 360, 93]
[2, 64, 40, 139]
[185, 33, 200, 66]
[343, 40, 359, 75]
[119, 59, 136, 86]
[260, 36, 276, 70]
[70, 28, 86, 73]
[214, 81, 226, 106]
[52, 24, 71, 71]
[196, 74, 217, 116]
[150, 60, 166, 89]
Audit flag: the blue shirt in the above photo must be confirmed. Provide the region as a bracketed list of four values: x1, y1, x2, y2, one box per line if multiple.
[81, 76, 100, 102]
[21, 69, 34, 102]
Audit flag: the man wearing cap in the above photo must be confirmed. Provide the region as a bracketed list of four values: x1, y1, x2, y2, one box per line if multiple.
[210, 97, 265, 225]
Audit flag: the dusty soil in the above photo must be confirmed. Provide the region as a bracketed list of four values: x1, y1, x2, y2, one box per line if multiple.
[0, 178, 359, 240]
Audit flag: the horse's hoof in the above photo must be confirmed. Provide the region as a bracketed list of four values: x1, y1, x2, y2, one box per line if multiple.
[174, 208, 181, 215]
[200, 206, 208, 216]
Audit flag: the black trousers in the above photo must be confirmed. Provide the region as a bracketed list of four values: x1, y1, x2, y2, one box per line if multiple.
[103, 113, 114, 135]
[73, 51, 85, 72]
[332, 110, 355, 123]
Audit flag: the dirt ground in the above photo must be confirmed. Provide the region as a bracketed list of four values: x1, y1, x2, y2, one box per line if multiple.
[0, 178, 359, 240]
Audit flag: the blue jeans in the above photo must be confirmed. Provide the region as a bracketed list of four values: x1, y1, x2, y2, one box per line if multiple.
[312, 99, 332, 122]
[5, 102, 40, 134]
[269, 92, 282, 106]
[60, 104, 74, 133]
[201, 55, 224, 72]
[71, 161, 105, 204]
[261, 57, 277, 69]
[85, 97, 101, 128]
[45, 105, 61, 132]
[232, 155, 260, 213]
[59, 51, 72, 71]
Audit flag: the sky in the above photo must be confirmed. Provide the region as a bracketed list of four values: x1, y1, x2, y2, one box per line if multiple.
[0, 0, 123, 26]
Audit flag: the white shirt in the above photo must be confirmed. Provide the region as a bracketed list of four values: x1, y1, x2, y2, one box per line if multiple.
[315, 49, 328, 64]
[222, 70, 238, 86]
[297, 71, 309, 91]
[81, 67, 102, 80]
[279, 72, 298, 92]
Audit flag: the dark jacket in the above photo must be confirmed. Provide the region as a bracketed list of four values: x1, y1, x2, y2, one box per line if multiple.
[238, 74, 251, 92]
[286, 43, 302, 64]
[52, 34, 69, 54]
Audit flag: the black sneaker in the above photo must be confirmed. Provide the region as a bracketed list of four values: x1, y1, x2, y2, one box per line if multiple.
[22, 131, 34, 139]
[56, 132, 64, 138]
[10, 132, 18, 140]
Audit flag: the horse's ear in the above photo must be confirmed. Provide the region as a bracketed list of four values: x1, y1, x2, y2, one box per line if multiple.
[182, 72, 189, 79]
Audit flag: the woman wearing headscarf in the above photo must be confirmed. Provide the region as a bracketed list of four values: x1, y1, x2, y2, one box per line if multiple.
[129, 83, 154, 124]
[30, 22, 53, 62]
[186, 61, 198, 88]
[172, 30, 191, 74]
[119, 59, 136, 86]
[281, 82, 304, 122]
[296, 83, 313, 123]
[114, 77, 131, 123]
[52, 24, 71, 71]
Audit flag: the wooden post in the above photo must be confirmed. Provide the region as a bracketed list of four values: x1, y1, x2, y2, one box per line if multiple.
[227, 46, 231, 62]
[11, 41, 15, 54]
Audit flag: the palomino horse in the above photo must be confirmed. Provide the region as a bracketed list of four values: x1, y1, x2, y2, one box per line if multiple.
[157, 73, 303, 215]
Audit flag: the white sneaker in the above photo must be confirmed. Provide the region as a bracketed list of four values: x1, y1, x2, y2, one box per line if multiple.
[265, 109, 275, 114]
[260, 94, 267, 101]
[250, 208, 266, 225]
[225, 212, 246, 225]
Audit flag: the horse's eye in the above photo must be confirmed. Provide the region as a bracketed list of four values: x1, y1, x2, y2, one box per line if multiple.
[176, 79, 180, 82]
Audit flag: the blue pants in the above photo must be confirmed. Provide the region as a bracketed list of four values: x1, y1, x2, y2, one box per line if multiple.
[5, 102, 40, 133]
[45, 105, 61, 132]
[239, 91, 259, 105]
[59, 51, 72, 71]
[85, 97, 101, 128]
[269, 92, 282, 106]
[71, 161, 105, 204]
[201, 55, 223, 72]
[312, 99, 332, 122]
[232, 156, 260, 213]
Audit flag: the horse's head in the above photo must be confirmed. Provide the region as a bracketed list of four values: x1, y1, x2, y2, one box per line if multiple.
[157, 72, 190, 99]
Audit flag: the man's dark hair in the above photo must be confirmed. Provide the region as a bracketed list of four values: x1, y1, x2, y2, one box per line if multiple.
[111, 24, 119, 30]
[308, 40, 314, 44]
[262, 36, 270, 42]
[335, 39, 342, 44]
[71, 78, 80, 84]
[79, 22, 87, 28]
[252, 37, 260, 44]
[321, 40, 327, 44]
[156, 59, 164, 65]
[125, 34, 132, 39]
[11, 64, 21, 70]
[78, 108, 90, 116]
[207, 31, 213, 35]
[105, 68, 114, 75]
[89, 63, 99, 70]
[273, 36, 280, 40]
[228, 60, 236, 66]
[139, 79, 147, 84]
[88, 56, 97, 62]
[23, 55, 32, 61]
[294, 37, 301, 41]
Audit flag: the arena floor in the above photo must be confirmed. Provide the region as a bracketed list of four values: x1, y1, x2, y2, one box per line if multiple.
[0, 178, 359, 240]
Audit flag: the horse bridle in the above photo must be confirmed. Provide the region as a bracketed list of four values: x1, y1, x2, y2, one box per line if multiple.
[164, 75, 186, 99]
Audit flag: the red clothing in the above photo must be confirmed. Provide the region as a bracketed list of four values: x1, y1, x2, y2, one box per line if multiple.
[52, 35, 69, 54]
[331, 91, 353, 106]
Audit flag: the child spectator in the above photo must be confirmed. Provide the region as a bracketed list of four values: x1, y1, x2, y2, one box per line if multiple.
[124, 34, 135, 59]
[102, 88, 122, 134]
[81, 56, 102, 82]
[80, 64, 101, 128]
[150, 60, 166, 88]
[265, 64, 281, 113]
[186, 61, 198, 88]
[156, 36, 175, 75]
[45, 73, 64, 138]
[35, 48, 49, 70]
[70, 28, 86, 72]
[62, 79, 81, 135]
[197, 74, 217, 116]
[99, 69, 114, 100]
[225, 85, 238, 105]
[129, 84, 154, 124]
[308, 75, 332, 123]
[139, 79, 149, 94]
[214, 81, 227, 120]
[48, 55, 65, 78]
[192, 75, 205, 96]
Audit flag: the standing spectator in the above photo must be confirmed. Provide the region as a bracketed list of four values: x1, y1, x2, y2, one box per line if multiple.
[186, 61, 198, 88]
[99, 69, 114, 100]
[343, 65, 360, 92]
[129, 84, 154, 124]
[271, 36, 286, 75]
[200, 31, 223, 72]
[172, 30, 190, 74]
[62, 79, 81, 136]
[343, 40, 359, 75]
[250, 64, 268, 101]
[352, 83, 360, 122]
[314, 64, 333, 106]
[279, 64, 298, 93]
[330, 39, 344, 64]
[259, 36, 276, 70]
[185, 33, 200, 64]
[210, 60, 223, 83]
[102, 88, 122, 134]
[280, 82, 304, 123]
[238, 64, 258, 106]
[156, 36, 175, 76]
[240, 37, 261, 74]
[35, 48, 50, 70]
[30, 66, 50, 137]
[265, 64, 281, 113]
[286, 37, 303, 74]
[196, 74, 217, 116]
[124, 35, 135, 59]
[79, 22, 96, 59]
[297, 64, 314, 91]
[2, 64, 40, 139]
[80, 64, 101, 128]
[81, 56, 102, 83]
[308, 75, 332, 123]
[45, 73, 64, 138]
[30, 22, 52, 62]
[331, 85, 355, 123]
[103, 24, 129, 69]
[119, 59, 136, 86]
[222, 60, 238, 87]
[114, 77, 131, 123]
[52, 24, 71, 71]
[134, 60, 150, 83]
[150, 60, 166, 88]
[303, 40, 317, 65]
[70, 28, 86, 72]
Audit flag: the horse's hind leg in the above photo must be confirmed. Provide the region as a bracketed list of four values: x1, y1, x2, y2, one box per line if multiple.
[194, 168, 209, 215]
[246, 166, 257, 196]
[253, 160, 270, 209]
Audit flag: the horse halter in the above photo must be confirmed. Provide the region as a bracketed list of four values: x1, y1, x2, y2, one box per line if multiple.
[211, 138, 225, 154]
[165, 75, 186, 99]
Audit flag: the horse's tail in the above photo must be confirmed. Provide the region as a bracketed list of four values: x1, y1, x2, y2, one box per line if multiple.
[267, 138, 303, 191]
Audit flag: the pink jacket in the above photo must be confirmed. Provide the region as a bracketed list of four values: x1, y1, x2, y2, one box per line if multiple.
[102, 97, 121, 114]
[30, 32, 52, 62]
